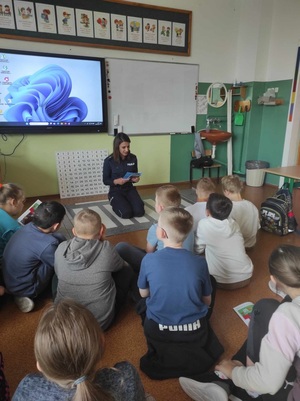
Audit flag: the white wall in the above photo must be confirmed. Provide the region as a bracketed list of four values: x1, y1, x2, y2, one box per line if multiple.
[0, 0, 241, 84]
[2, 0, 300, 82]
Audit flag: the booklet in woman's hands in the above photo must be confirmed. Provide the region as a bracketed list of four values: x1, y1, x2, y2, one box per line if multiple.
[233, 301, 254, 326]
[123, 172, 142, 179]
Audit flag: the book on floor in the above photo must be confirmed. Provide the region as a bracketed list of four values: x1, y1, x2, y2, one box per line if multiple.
[18, 199, 42, 226]
[233, 301, 254, 327]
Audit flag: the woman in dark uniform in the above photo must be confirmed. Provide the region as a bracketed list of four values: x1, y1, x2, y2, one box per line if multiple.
[103, 133, 145, 219]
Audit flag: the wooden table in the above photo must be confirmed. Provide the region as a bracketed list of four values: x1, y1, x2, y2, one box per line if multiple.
[264, 166, 300, 190]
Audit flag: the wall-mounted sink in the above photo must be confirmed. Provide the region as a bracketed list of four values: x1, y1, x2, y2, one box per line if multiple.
[200, 129, 232, 145]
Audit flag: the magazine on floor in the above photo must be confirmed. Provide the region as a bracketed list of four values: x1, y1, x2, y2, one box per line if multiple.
[233, 301, 254, 327]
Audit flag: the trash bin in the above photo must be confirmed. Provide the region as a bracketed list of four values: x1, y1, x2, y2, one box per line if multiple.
[245, 160, 270, 187]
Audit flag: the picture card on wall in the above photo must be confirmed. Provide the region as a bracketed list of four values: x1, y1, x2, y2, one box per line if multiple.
[75, 8, 93, 38]
[94, 11, 110, 39]
[127, 16, 142, 43]
[56, 6, 76, 36]
[158, 20, 171, 45]
[111, 13, 126, 41]
[14, 0, 36, 31]
[35, 3, 57, 34]
[143, 18, 157, 44]
[0, 0, 15, 29]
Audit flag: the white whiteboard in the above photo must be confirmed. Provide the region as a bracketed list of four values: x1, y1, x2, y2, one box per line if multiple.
[106, 58, 198, 135]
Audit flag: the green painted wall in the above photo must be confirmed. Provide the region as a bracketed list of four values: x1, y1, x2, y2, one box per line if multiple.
[170, 79, 292, 185]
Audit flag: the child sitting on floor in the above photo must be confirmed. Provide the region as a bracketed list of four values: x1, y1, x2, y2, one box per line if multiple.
[12, 298, 151, 401]
[115, 184, 194, 272]
[185, 177, 216, 232]
[221, 175, 260, 248]
[137, 207, 223, 380]
[194, 193, 253, 289]
[179, 244, 300, 401]
[54, 209, 135, 330]
[2, 201, 66, 313]
[0, 183, 25, 297]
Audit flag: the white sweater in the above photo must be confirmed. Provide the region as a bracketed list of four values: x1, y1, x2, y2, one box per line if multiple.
[230, 200, 260, 248]
[232, 297, 300, 399]
[194, 216, 253, 284]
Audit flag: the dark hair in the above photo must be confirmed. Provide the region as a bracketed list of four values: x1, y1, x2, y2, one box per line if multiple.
[206, 193, 232, 220]
[32, 201, 66, 229]
[269, 244, 300, 288]
[113, 132, 131, 162]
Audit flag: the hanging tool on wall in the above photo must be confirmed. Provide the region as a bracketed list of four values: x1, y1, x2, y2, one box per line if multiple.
[234, 106, 244, 126]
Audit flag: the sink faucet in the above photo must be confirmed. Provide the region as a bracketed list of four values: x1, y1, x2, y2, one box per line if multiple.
[206, 118, 211, 132]
[206, 116, 224, 130]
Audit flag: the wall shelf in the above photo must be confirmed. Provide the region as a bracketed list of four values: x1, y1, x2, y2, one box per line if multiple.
[258, 98, 284, 106]
[231, 85, 247, 99]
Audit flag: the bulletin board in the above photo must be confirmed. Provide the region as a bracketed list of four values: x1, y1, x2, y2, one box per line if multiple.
[0, 0, 192, 56]
[106, 58, 199, 135]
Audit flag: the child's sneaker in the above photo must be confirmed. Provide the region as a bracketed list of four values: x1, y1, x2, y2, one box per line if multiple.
[14, 296, 34, 313]
[179, 377, 228, 401]
[145, 393, 156, 401]
[268, 280, 286, 299]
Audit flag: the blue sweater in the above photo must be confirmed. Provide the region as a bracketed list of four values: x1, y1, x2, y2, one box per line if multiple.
[2, 223, 65, 297]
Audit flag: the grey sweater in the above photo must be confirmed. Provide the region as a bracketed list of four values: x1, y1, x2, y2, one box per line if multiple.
[54, 238, 125, 330]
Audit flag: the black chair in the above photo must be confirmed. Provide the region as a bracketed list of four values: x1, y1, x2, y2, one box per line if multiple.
[190, 150, 221, 184]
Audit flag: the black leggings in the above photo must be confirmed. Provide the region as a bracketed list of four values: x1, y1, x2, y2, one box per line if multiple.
[109, 187, 144, 219]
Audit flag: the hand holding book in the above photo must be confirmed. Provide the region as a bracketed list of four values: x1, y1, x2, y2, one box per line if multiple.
[123, 172, 142, 179]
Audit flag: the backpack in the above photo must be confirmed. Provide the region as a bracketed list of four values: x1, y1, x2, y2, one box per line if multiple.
[260, 185, 297, 236]
[190, 155, 213, 168]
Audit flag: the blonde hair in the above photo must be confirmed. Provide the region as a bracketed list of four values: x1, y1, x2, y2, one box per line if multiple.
[34, 299, 113, 401]
[221, 175, 243, 194]
[0, 183, 24, 205]
[155, 185, 181, 208]
[74, 209, 102, 238]
[196, 178, 216, 199]
[269, 245, 300, 288]
[159, 207, 193, 243]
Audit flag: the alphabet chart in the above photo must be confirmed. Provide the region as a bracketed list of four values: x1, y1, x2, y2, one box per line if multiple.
[56, 149, 108, 198]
